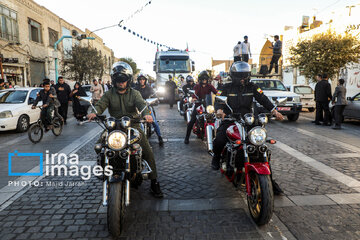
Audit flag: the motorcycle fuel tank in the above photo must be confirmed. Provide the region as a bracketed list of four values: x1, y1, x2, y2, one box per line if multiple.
[226, 124, 242, 142]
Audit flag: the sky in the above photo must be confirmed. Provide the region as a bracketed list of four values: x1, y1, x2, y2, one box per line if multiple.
[34, 0, 360, 76]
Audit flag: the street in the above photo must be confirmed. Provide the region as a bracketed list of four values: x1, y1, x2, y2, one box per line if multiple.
[1, 104, 360, 240]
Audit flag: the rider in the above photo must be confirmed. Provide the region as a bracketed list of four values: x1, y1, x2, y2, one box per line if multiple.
[87, 62, 163, 198]
[179, 75, 195, 114]
[184, 71, 217, 144]
[135, 73, 164, 146]
[31, 79, 57, 131]
[212, 61, 284, 194]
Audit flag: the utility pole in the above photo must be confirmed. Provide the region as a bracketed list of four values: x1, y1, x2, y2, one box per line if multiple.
[346, 5, 355, 16]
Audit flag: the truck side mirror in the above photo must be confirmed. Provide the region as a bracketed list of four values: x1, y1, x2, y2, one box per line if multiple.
[153, 65, 156, 71]
[192, 65, 195, 72]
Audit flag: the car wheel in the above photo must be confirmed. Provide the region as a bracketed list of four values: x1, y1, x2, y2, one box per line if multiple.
[287, 113, 299, 122]
[308, 108, 315, 112]
[16, 115, 30, 132]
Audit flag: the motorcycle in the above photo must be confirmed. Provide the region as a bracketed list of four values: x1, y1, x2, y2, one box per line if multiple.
[178, 89, 193, 121]
[214, 95, 276, 225]
[80, 97, 153, 237]
[140, 97, 158, 139]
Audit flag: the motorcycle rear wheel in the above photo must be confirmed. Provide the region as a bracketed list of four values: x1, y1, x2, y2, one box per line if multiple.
[52, 117, 63, 136]
[247, 173, 274, 225]
[107, 182, 125, 237]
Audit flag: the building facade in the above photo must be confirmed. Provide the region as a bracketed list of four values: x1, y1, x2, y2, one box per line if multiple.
[0, 0, 116, 87]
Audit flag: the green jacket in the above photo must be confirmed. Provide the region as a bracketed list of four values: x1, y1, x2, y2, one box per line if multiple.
[93, 87, 150, 119]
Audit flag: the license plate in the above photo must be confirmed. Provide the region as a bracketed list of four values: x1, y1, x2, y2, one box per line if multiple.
[277, 107, 291, 111]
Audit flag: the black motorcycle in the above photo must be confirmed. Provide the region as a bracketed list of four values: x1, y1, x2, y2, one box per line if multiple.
[80, 97, 153, 237]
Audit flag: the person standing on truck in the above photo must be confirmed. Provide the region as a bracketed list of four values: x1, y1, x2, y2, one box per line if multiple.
[268, 35, 282, 74]
[240, 36, 251, 63]
[233, 41, 242, 62]
[165, 75, 177, 108]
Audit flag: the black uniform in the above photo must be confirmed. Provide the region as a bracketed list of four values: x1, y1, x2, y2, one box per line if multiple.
[314, 80, 332, 125]
[213, 81, 274, 157]
[165, 80, 177, 108]
[182, 83, 195, 95]
[54, 82, 71, 123]
[135, 84, 154, 99]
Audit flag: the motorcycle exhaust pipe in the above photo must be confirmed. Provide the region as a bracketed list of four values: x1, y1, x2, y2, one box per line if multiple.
[125, 180, 130, 206]
[177, 101, 181, 112]
[186, 111, 192, 123]
[206, 125, 214, 155]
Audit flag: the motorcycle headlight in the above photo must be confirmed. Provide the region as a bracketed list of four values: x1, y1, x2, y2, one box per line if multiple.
[248, 127, 267, 146]
[158, 86, 165, 93]
[105, 117, 116, 130]
[0, 111, 13, 118]
[189, 97, 193, 103]
[120, 116, 131, 129]
[107, 131, 127, 150]
[244, 113, 255, 125]
[206, 105, 215, 114]
[130, 128, 141, 144]
[258, 113, 268, 125]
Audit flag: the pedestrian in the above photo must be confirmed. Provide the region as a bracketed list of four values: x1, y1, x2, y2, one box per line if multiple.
[233, 41, 242, 62]
[312, 74, 324, 123]
[179, 75, 186, 87]
[268, 35, 282, 74]
[50, 80, 55, 88]
[314, 73, 332, 126]
[90, 79, 103, 106]
[106, 81, 112, 90]
[0, 79, 5, 90]
[70, 82, 88, 121]
[165, 75, 177, 108]
[54, 76, 71, 124]
[5, 82, 10, 88]
[99, 79, 108, 92]
[332, 79, 347, 129]
[240, 36, 251, 63]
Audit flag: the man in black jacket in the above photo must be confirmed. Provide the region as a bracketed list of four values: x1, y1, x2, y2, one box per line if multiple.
[135, 74, 164, 146]
[314, 73, 332, 126]
[165, 75, 177, 108]
[55, 76, 71, 124]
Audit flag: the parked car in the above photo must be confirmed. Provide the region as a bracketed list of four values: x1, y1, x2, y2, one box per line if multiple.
[80, 84, 93, 102]
[287, 85, 315, 112]
[344, 93, 360, 120]
[0, 87, 42, 132]
[250, 79, 302, 121]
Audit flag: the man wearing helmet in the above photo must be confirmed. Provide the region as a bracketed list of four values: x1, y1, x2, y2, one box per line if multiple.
[87, 62, 163, 198]
[184, 71, 217, 144]
[135, 73, 164, 146]
[212, 61, 284, 194]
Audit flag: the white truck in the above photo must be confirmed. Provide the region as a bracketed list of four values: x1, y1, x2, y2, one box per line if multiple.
[153, 49, 195, 100]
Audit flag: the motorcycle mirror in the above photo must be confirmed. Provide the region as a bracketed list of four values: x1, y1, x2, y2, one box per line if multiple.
[78, 97, 90, 102]
[275, 97, 287, 105]
[146, 98, 158, 105]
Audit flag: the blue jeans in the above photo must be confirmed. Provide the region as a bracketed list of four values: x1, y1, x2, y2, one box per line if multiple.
[151, 108, 161, 137]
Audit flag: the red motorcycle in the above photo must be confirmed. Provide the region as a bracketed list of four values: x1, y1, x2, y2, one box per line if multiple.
[215, 96, 277, 225]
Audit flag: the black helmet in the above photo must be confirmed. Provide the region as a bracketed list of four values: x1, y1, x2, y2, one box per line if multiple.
[198, 71, 210, 83]
[186, 75, 194, 83]
[111, 62, 133, 90]
[137, 73, 147, 85]
[230, 61, 251, 85]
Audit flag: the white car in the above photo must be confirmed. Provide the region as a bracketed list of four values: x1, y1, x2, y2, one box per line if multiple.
[287, 85, 315, 112]
[0, 87, 43, 132]
[250, 79, 302, 121]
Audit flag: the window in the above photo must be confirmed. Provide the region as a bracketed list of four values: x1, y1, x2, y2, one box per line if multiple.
[294, 86, 313, 94]
[48, 28, 58, 48]
[0, 5, 19, 42]
[29, 89, 40, 101]
[28, 18, 42, 43]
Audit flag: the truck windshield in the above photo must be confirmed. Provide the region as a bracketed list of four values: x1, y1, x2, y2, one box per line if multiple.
[252, 80, 287, 91]
[159, 59, 190, 73]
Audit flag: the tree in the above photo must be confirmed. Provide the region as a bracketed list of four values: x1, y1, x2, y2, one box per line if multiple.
[61, 45, 104, 82]
[290, 29, 360, 83]
[118, 57, 140, 75]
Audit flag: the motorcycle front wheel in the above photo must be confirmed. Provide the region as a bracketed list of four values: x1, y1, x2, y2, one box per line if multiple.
[107, 182, 126, 237]
[247, 173, 274, 225]
[28, 123, 44, 144]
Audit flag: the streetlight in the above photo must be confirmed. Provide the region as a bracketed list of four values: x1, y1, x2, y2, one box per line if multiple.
[53, 34, 95, 83]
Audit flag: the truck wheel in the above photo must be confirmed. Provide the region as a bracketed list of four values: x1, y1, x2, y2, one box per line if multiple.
[287, 113, 299, 121]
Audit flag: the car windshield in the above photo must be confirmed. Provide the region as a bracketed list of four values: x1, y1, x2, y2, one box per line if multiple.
[0, 90, 28, 104]
[294, 86, 313, 94]
[82, 86, 91, 92]
[252, 80, 287, 91]
[159, 59, 190, 73]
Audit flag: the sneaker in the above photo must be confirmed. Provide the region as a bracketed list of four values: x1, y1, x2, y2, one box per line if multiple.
[332, 126, 341, 130]
[158, 136, 164, 146]
[150, 181, 163, 198]
[211, 155, 220, 170]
